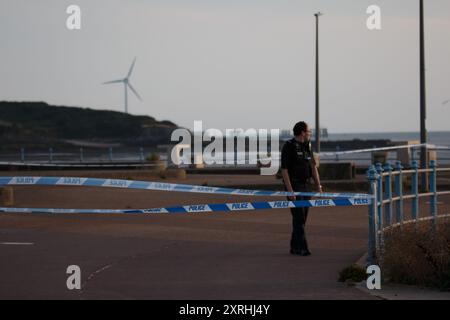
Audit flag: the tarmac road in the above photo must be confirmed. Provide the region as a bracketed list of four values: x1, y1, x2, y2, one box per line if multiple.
[2, 184, 447, 300]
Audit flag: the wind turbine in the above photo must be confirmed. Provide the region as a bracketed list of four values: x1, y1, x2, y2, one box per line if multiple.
[103, 57, 142, 114]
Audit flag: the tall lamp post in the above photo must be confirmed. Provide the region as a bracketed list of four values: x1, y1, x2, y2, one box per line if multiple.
[419, 0, 428, 191]
[314, 12, 323, 154]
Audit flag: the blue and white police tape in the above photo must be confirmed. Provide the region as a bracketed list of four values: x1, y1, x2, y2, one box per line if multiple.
[0, 176, 372, 199]
[319, 143, 450, 157]
[0, 197, 371, 215]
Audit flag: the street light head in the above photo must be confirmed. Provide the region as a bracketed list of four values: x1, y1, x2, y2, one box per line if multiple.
[314, 12, 323, 17]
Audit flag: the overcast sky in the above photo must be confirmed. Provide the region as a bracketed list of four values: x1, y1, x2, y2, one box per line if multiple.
[1, 0, 449, 133]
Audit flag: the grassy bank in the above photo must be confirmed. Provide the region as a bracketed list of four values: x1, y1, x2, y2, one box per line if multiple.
[382, 219, 450, 291]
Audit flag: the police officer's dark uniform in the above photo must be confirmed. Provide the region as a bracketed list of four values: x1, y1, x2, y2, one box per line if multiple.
[281, 138, 314, 256]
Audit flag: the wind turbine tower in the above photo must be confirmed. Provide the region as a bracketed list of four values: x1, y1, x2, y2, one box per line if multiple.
[103, 57, 142, 114]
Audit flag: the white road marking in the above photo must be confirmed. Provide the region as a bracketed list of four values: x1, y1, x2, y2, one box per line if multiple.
[0, 242, 34, 246]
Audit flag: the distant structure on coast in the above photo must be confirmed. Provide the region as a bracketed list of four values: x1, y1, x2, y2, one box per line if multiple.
[280, 128, 328, 141]
[189, 128, 329, 141]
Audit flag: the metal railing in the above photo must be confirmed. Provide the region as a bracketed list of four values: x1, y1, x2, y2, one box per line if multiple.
[0, 147, 155, 165]
[366, 160, 450, 265]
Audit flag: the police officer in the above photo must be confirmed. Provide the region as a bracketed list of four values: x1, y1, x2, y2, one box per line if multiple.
[281, 121, 322, 256]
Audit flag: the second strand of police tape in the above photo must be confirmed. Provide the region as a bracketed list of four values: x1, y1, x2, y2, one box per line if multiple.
[0, 176, 372, 214]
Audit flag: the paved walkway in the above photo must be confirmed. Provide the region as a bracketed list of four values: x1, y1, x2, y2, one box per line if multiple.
[0, 182, 380, 300]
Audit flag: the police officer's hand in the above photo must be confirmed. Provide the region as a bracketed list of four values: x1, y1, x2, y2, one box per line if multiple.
[316, 184, 323, 193]
[287, 190, 296, 201]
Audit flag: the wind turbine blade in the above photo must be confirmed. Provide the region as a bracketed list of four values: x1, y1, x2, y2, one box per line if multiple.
[127, 82, 142, 101]
[102, 79, 124, 85]
[127, 57, 137, 78]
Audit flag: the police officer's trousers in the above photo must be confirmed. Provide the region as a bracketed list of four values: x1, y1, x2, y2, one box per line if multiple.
[289, 181, 311, 253]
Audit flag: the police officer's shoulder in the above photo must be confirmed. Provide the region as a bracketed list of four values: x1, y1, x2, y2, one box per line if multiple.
[282, 138, 295, 150]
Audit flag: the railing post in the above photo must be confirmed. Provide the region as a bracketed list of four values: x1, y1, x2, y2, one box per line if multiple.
[109, 147, 113, 162]
[80, 148, 84, 163]
[375, 162, 384, 250]
[20, 147, 25, 163]
[140, 147, 145, 163]
[367, 165, 379, 266]
[335, 146, 340, 162]
[411, 160, 419, 222]
[395, 161, 404, 225]
[49, 147, 53, 164]
[429, 160, 437, 230]
[384, 163, 393, 226]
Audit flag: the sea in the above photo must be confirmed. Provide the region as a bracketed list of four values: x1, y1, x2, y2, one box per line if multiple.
[325, 131, 450, 147]
[320, 131, 450, 166]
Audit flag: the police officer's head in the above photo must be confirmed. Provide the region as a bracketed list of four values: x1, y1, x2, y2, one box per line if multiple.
[293, 121, 311, 142]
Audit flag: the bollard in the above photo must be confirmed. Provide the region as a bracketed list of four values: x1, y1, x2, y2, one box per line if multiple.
[0, 187, 14, 206]
[367, 166, 379, 266]
[411, 160, 419, 222]
[395, 161, 404, 225]
[384, 163, 393, 226]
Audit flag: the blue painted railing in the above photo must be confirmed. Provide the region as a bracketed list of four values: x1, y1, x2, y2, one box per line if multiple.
[9, 147, 150, 164]
[366, 160, 450, 265]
